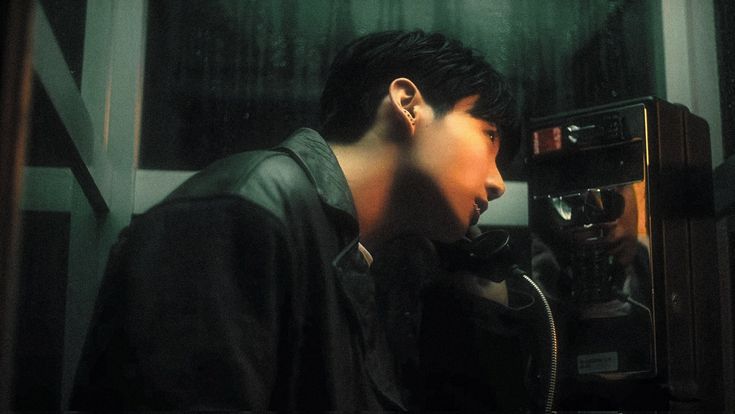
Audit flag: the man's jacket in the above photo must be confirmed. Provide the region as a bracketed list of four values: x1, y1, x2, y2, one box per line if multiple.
[70, 128, 406, 410]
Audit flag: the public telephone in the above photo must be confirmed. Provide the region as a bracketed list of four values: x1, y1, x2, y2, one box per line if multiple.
[526, 97, 722, 410]
[429, 98, 722, 410]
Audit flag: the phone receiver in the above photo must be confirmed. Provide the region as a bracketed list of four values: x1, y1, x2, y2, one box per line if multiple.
[435, 229, 525, 282]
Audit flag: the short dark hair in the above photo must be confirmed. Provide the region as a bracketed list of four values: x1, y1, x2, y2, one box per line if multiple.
[320, 30, 519, 162]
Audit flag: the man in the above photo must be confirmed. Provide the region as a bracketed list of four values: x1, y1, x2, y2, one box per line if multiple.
[70, 30, 518, 410]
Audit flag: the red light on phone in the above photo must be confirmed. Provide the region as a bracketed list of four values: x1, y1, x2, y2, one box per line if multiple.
[532, 127, 562, 155]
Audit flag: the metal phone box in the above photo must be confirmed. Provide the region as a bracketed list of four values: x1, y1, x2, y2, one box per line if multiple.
[527, 97, 720, 409]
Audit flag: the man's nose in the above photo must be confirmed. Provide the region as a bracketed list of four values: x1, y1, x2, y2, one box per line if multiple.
[486, 164, 506, 201]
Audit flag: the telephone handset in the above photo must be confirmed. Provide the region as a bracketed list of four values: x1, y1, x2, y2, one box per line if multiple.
[434, 228, 525, 282]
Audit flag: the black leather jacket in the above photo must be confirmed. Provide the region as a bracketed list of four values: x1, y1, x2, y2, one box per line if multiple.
[70, 128, 406, 410]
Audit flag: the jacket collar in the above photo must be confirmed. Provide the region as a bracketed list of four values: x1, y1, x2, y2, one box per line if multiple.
[279, 130, 408, 410]
[278, 128, 359, 240]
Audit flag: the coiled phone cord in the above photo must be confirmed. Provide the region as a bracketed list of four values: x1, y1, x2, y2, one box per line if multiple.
[517, 268, 558, 413]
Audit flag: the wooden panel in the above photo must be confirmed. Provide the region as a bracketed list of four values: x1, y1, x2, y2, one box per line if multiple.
[0, 0, 35, 411]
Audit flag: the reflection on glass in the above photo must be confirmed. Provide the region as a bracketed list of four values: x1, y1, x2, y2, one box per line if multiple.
[531, 181, 655, 380]
[533, 184, 651, 307]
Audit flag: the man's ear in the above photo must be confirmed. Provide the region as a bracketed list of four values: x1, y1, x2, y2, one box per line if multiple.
[389, 78, 424, 134]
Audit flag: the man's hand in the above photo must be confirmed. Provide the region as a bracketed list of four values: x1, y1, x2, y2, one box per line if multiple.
[456, 273, 509, 306]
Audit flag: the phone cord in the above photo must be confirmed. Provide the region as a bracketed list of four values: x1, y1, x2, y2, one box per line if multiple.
[519, 270, 558, 413]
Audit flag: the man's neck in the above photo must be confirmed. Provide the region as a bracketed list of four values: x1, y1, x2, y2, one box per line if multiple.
[329, 133, 401, 249]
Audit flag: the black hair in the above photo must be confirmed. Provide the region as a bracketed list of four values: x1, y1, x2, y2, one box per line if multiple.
[319, 30, 519, 164]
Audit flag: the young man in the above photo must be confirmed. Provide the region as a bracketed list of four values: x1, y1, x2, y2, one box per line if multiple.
[70, 30, 518, 410]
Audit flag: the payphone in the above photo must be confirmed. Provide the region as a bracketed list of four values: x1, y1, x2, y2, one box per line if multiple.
[527, 97, 723, 410]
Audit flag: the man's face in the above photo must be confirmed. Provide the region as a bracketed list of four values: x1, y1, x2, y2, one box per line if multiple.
[408, 95, 506, 241]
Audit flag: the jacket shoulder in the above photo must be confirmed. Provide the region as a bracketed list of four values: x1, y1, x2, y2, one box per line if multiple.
[164, 151, 288, 198]
[161, 149, 321, 223]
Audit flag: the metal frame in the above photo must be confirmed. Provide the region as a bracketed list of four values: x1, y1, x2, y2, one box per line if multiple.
[10, 0, 147, 408]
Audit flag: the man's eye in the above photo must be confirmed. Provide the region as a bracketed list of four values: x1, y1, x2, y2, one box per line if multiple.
[485, 130, 497, 142]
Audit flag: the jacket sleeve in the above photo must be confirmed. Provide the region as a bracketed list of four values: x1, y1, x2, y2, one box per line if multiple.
[70, 196, 296, 410]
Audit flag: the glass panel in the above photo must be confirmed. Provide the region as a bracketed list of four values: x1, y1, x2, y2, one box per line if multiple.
[38, 0, 87, 88]
[27, 76, 72, 167]
[140, 0, 662, 171]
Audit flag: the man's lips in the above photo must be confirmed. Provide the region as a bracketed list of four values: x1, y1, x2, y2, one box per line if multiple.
[476, 198, 489, 214]
[470, 199, 488, 225]
[471, 205, 481, 225]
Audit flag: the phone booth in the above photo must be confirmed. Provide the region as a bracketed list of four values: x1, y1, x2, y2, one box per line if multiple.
[527, 97, 723, 410]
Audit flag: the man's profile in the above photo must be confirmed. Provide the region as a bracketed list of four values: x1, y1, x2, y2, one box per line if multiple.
[70, 30, 518, 411]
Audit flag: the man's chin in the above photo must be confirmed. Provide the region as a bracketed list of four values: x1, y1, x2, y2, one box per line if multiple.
[428, 222, 468, 243]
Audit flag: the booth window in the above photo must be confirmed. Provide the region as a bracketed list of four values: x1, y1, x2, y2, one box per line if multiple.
[139, 0, 663, 173]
